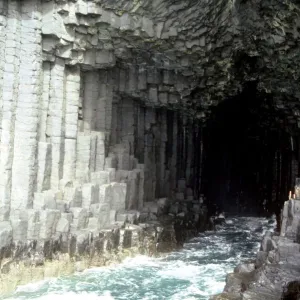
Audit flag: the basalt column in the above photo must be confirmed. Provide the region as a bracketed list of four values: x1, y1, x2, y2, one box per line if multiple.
[0, 2, 6, 147]
[155, 109, 168, 198]
[36, 62, 52, 194]
[144, 107, 157, 203]
[11, 0, 43, 210]
[169, 111, 178, 196]
[47, 59, 66, 191]
[0, 0, 22, 209]
[107, 92, 201, 206]
[76, 70, 109, 183]
[62, 66, 81, 184]
[82, 71, 99, 133]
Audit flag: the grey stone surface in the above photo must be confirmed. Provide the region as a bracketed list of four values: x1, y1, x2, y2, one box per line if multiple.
[214, 199, 300, 300]
[0, 222, 12, 248]
[1, 1, 297, 295]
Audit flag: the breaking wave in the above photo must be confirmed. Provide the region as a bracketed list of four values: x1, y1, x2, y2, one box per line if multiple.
[3, 216, 276, 300]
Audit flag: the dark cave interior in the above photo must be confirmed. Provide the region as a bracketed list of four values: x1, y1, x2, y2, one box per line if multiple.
[201, 82, 297, 216]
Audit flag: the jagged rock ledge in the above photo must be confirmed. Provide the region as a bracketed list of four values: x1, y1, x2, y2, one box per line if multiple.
[0, 203, 207, 297]
[211, 199, 300, 300]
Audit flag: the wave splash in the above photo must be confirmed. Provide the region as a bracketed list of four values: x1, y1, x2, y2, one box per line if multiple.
[4, 216, 276, 300]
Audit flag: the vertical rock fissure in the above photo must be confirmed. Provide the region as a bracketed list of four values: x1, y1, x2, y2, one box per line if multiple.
[0, 0, 21, 209]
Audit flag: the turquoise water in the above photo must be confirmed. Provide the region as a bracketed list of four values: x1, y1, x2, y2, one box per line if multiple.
[4, 216, 275, 300]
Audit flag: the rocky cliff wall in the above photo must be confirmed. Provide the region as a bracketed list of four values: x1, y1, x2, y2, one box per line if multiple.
[1, 0, 300, 295]
[0, 0, 299, 220]
[0, 1, 203, 240]
[0, 1, 211, 294]
[2, 0, 299, 117]
[212, 197, 300, 300]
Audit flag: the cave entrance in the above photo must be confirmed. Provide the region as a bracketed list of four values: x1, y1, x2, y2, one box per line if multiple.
[201, 82, 295, 215]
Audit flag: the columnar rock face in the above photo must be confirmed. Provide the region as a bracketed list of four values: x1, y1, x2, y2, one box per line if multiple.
[1, 0, 300, 294]
[0, 0, 299, 228]
[212, 197, 300, 300]
[0, 3, 201, 233]
[0, 1, 211, 293]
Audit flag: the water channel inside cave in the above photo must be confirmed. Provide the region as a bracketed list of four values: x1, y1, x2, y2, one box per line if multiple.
[3, 216, 276, 300]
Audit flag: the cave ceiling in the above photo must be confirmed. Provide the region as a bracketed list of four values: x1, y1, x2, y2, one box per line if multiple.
[40, 0, 300, 122]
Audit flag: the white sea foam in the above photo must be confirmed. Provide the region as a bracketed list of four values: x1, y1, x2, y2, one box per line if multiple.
[3, 216, 276, 300]
[9, 291, 115, 300]
[121, 255, 159, 268]
[170, 283, 210, 299]
[225, 220, 234, 224]
[158, 262, 201, 280]
[14, 279, 50, 293]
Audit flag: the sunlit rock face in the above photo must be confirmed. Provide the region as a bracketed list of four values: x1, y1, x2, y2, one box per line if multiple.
[0, 0, 214, 289]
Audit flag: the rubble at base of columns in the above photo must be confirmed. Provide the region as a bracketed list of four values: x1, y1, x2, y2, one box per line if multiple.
[0, 37, 207, 294]
[211, 198, 300, 300]
[0, 192, 208, 297]
[0, 6, 209, 292]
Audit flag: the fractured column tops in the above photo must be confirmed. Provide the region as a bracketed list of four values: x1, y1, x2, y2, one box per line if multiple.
[4, 168, 142, 244]
[0, 42, 146, 232]
[0, 1, 194, 248]
[37, 0, 224, 108]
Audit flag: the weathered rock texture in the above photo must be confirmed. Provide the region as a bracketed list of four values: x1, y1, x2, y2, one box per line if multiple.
[1, 0, 299, 117]
[212, 197, 300, 300]
[1, 0, 300, 295]
[0, 200, 207, 296]
[0, 0, 215, 294]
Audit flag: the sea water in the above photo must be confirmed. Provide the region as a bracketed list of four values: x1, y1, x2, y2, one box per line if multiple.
[3, 216, 276, 300]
